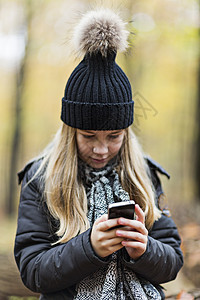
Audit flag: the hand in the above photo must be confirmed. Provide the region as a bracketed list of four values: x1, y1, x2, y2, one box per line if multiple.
[115, 204, 148, 260]
[90, 214, 125, 258]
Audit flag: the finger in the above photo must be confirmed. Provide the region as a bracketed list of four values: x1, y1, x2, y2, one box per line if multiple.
[101, 236, 125, 246]
[135, 204, 145, 224]
[96, 227, 124, 241]
[101, 242, 125, 257]
[116, 230, 147, 243]
[109, 243, 124, 253]
[94, 214, 108, 225]
[121, 240, 147, 251]
[117, 218, 148, 235]
[98, 218, 120, 231]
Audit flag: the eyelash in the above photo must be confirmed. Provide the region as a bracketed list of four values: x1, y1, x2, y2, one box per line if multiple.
[82, 135, 94, 139]
[109, 135, 119, 139]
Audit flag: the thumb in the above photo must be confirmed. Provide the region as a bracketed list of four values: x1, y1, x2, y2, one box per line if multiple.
[135, 204, 145, 224]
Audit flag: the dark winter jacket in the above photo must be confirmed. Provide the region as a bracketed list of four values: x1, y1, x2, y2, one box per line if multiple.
[14, 157, 183, 300]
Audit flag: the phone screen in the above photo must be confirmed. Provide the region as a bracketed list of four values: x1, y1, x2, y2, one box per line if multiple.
[108, 201, 135, 220]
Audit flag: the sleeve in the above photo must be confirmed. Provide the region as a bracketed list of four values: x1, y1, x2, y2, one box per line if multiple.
[122, 157, 183, 284]
[123, 214, 183, 284]
[14, 163, 110, 294]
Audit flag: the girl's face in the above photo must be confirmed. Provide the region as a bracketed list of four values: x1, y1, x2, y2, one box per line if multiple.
[76, 129, 125, 168]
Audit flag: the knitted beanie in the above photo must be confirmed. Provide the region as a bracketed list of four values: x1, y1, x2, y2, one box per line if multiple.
[61, 9, 134, 130]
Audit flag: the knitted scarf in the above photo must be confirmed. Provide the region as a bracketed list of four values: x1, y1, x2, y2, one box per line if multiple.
[74, 159, 161, 300]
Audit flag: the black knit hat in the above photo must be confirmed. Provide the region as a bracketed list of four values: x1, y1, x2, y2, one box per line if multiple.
[61, 9, 134, 130]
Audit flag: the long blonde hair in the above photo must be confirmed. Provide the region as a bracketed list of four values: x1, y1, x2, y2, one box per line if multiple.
[36, 123, 160, 244]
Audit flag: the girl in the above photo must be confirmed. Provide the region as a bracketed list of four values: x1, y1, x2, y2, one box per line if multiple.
[14, 9, 183, 300]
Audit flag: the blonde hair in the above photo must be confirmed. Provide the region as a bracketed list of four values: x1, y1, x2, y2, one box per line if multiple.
[119, 129, 161, 229]
[35, 124, 161, 244]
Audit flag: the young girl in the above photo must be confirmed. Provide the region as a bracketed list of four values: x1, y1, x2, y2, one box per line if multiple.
[14, 9, 183, 300]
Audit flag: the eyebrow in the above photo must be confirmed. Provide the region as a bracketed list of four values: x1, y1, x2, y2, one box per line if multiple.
[83, 131, 95, 134]
[110, 130, 122, 134]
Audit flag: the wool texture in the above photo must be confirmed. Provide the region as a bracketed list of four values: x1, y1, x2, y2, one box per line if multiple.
[61, 9, 134, 130]
[74, 159, 161, 300]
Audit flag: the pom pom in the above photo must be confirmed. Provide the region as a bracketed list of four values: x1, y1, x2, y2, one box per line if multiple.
[73, 9, 129, 57]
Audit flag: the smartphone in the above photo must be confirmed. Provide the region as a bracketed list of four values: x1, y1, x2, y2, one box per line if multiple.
[108, 200, 135, 220]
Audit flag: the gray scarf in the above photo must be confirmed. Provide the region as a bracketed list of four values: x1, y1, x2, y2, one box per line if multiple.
[74, 159, 161, 300]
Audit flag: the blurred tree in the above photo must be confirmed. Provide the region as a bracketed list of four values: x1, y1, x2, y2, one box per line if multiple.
[195, 55, 200, 201]
[6, 0, 33, 216]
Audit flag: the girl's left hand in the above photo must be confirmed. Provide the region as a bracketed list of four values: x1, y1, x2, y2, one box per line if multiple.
[115, 204, 148, 260]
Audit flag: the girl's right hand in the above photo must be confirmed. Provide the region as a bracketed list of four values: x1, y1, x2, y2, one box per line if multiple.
[90, 214, 124, 258]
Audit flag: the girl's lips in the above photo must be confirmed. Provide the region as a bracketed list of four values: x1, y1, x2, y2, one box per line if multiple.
[91, 158, 108, 163]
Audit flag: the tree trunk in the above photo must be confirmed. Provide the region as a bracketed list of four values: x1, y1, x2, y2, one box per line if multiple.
[6, 1, 32, 216]
[195, 57, 200, 201]
[0, 253, 39, 299]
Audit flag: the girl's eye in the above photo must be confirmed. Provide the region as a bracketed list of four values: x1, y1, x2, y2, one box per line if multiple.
[109, 135, 119, 139]
[82, 135, 94, 139]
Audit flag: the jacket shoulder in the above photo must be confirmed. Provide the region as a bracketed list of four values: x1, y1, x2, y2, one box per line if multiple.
[145, 156, 170, 211]
[145, 156, 170, 179]
[17, 157, 44, 185]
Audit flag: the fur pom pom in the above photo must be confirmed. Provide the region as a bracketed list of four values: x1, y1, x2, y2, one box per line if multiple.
[73, 9, 129, 57]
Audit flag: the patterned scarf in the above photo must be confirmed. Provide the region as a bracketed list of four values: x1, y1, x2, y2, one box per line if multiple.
[74, 159, 161, 300]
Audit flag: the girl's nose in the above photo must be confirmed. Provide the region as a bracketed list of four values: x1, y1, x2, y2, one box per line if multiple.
[93, 141, 108, 155]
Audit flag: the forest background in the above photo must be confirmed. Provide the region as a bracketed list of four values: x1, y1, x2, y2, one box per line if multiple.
[0, 0, 199, 298]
